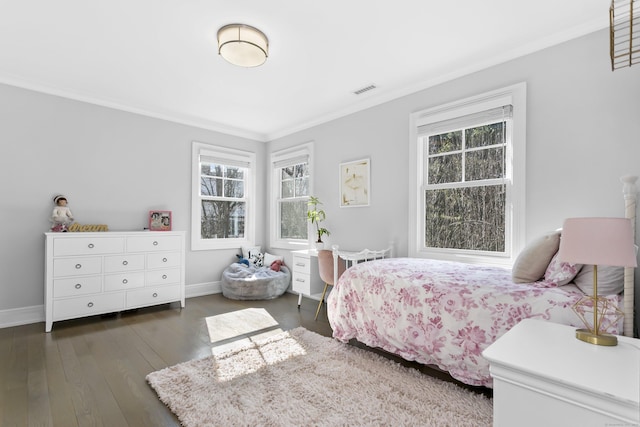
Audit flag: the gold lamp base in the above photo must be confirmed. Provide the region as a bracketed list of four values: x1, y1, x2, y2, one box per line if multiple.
[575, 329, 618, 346]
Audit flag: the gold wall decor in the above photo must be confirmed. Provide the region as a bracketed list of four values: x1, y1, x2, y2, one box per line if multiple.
[68, 223, 109, 232]
[610, 0, 639, 70]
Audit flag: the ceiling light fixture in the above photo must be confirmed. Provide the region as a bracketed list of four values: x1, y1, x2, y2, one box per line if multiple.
[217, 24, 269, 68]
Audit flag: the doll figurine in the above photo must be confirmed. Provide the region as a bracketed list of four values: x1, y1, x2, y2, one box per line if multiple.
[50, 195, 74, 232]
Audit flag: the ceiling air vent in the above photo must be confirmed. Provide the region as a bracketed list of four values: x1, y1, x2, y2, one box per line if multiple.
[353, 84, 377, 95]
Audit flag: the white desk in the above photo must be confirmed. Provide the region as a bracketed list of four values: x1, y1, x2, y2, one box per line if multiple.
[291, 249, 324, 307]
[483, 319, 640, 427]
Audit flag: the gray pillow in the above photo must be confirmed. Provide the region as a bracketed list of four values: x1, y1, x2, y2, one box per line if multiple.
[573, 264, 623, 295]
[512, 230, 561, 283]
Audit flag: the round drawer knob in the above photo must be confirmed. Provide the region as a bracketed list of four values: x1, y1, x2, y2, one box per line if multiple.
[153, 241, 159, 246]
[122, 279, 128, 284]
[162, 274, 167, 279]
[122, 260, 128, 266]
[88, 243, 95, 249]
[87, 302, 94, 308]
[75, 283, 82, 289]
[75, 264, 82, 269]
[162, 257, 167, 262]
[152, 292, 158, 298]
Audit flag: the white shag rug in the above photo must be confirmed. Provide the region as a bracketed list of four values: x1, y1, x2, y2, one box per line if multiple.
[146, 327, 492, 427]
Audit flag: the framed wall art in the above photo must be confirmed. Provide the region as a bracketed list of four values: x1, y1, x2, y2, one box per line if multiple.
[339, 158, 370, 207]
[149, 210, 172, 231]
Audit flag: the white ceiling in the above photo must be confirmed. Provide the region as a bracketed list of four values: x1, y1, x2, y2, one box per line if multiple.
[0, 1, 611, 141]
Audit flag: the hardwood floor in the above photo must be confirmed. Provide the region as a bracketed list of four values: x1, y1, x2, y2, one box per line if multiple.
[0, 293, 490, 426]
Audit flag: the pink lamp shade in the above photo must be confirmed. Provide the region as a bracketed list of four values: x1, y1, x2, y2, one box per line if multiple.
[558, 217, 637, 268]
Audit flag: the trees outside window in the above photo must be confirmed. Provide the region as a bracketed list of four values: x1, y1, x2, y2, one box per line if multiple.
[199, 162, 246, 239]
[278, 162, 309, 240]
[424, 121, 507, 252]
[191, 142, 255, 251]
[270, 143, 313, 249]
[409, 83, 526, 266]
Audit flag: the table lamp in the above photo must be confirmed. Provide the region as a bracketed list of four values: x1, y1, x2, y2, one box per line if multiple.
[557, 217, 637, 346]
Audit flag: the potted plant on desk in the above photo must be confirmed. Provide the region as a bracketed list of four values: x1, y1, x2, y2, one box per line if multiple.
[308, 196, 330, 250]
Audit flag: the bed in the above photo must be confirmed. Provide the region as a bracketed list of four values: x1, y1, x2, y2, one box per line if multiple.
[327, 176, 637, 388]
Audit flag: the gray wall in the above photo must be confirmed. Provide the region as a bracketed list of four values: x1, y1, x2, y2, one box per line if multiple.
[271, 29, 640, 250]
[0, 84, 265, 316]
[268, 29, 640, 333]
[1, 28, 639, 333]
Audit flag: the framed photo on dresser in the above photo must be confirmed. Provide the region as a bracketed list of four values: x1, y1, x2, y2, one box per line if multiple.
[149, 210, 172, 231]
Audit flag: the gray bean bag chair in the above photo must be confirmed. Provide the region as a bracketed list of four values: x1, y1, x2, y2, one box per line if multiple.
[221, 263, 291, 300]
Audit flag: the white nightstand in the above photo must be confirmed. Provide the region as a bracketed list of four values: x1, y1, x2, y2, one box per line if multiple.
[291, 250, 324, 308]
[483, 319, 640, 427]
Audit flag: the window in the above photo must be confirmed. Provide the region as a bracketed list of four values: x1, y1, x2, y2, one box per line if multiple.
[191, 142, 256, 250]
[270, 143, 313, 249]
[409, 83, 526, 266]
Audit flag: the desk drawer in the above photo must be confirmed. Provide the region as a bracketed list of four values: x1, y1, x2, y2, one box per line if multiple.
[292, 255, 311, 274]
[292, 272, 312, 294]
[53, 237, 124, 256]
[53, 257, 102, 277]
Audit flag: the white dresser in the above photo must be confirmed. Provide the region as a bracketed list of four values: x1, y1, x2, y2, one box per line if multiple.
[291, 250, 324, 307]
[483, 319, 640, 427]
[44, 231, 185, 332]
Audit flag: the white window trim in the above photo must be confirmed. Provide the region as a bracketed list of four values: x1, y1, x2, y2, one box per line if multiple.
[269, 142, 314, 250]
[408, 83, 526, 267]
[191, 141, 256, 251]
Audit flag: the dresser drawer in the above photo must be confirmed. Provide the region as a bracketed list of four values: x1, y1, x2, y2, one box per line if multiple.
[127, 235, 181, 253]
[146, 268, 181, 286]
[292, 254, 311, 274]
[53, 257, 102, 277]
[104, 272, 145, 291]
[126, 285, 181, 308]
[104, 254, 145, 273]
[53, 292, 124, 321]
[53, 237, 124, 256]
[53, 276, 102, 298]
[147, 252, 181, 269]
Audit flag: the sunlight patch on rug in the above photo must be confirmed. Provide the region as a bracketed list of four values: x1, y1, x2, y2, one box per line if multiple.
[213, 332, 307, 382]
[147, 327, 493, 427]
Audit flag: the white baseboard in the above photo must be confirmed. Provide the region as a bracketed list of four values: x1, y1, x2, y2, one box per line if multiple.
[186, 281, 222, 298]
[0, 304, 44, 329]
[0, 282, 223, 330]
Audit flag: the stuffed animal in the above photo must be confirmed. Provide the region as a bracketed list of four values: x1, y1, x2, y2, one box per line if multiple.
[270, 259, 284, 272]
[235, 254, 250, 267]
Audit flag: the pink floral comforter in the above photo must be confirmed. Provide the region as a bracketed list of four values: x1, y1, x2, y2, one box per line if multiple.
[327, 258, 620, 388]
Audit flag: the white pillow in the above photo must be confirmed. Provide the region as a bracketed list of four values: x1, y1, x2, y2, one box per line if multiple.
[264, 252, 284, 267]
[512, 230, 561, 283]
